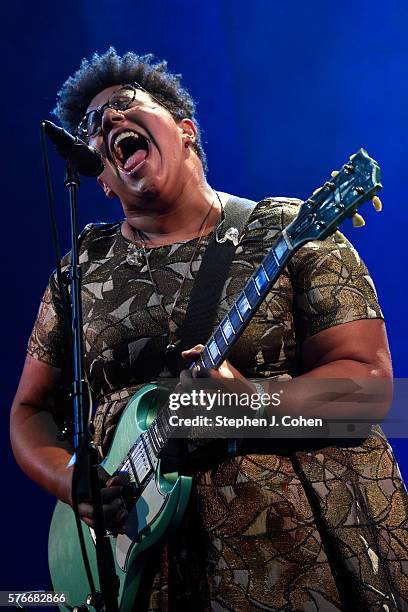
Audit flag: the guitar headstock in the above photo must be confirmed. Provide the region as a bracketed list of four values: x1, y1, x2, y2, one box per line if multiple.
[286, 148, 382, 247]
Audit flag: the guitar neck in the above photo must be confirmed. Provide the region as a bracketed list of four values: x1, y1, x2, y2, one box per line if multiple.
[197, 228, 295, 369]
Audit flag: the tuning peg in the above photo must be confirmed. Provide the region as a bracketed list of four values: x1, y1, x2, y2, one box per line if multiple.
[331, 170, 339, 178]
[334, 230, 346, 243]
[372, 196, 382, 212]
[352, 213, 365, 227]
[312, 187, 323, 196]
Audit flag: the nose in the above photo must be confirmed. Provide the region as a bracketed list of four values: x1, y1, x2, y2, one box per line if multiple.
[101, 107, 126, 135]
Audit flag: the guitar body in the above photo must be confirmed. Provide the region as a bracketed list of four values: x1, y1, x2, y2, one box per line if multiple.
[48, 384, 193, 611]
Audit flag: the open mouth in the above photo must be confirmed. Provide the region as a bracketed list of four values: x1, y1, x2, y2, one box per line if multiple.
[112, 130, 149, 172]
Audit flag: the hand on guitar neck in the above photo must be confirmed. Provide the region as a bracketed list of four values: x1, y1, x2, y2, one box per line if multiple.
[180, 344, 257, 395]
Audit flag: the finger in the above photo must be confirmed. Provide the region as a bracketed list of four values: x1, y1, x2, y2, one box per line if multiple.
[106, 475, 123, 487]
[101, 485, 123, 503]
[115, 507, 128, 527]
[106, 503, 129, 535]
[181, 344, 204, 359]
[103, 497, 125, 525]
[178, 367, 201, 394]
[78, 502, 94, 520]
[81, 516, 94, 528]
[79, 496, 124, 524]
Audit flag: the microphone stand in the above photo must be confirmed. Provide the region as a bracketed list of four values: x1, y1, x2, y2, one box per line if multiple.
[64, 161, 120, 612]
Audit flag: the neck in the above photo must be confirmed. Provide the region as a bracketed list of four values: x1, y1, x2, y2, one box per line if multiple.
[122, 178, 225, 244]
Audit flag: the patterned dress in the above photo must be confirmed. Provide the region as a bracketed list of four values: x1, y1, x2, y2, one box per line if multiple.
[28, 198, 408, 611]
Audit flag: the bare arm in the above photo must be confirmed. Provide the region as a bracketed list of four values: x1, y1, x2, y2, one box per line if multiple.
[10, 355, 74, 504]
[11, 355, 128, 530]
[182, 318, 393, 421]
[284, 317, 393, 419]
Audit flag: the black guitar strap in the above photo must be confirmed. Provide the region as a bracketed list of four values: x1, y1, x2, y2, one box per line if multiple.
[172, 192, 257, 375]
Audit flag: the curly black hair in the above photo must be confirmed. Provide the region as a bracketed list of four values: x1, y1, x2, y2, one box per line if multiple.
[53, 47, 207, 172]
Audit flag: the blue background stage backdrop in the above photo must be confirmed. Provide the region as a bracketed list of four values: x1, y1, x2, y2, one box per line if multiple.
[3, 0, 407, 596]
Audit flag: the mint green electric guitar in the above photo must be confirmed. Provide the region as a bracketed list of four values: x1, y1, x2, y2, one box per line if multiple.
[48, 149, 382, 610]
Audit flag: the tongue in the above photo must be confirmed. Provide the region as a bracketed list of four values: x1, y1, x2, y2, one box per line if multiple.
[123, 149, 148, 171]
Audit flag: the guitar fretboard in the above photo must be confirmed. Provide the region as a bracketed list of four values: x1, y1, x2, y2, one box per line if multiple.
[197, 231, 293, 370]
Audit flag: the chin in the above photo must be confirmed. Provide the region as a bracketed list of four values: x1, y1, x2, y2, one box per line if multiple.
[123, 175, 161, 204]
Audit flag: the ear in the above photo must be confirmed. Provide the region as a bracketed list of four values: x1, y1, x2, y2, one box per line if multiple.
[178, 118, 197, 147]
[97, 177, 116, 198]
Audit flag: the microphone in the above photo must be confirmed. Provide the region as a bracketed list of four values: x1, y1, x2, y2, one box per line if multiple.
[41, 120, 104, 177]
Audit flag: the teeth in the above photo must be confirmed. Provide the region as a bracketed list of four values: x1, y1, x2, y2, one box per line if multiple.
[113, 131, 143, 158]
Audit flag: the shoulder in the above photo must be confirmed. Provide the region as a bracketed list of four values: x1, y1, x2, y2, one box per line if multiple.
[241, 195, 369, 276]
[249, 195, 358, 254]
[238, 196, 302, 247]
[60, 221, 122, 268]
[247, 196, 303, 232]
[79, 220, 121, 244]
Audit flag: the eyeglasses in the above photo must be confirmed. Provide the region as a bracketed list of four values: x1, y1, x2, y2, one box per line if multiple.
[77, 83, 168, 140]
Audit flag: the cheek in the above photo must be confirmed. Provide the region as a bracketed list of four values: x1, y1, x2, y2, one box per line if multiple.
[97, 165, 122, 197]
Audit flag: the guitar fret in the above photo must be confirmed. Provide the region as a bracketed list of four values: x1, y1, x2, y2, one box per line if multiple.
[229, 307, 242, 333]
[214, 327, 228, 352]
[254, 265, 270, 292]
[281, 228, 294, 250]
[272, 248, 280, 267]
[262, 263, 270, 281]
[221, 315, 235, 339]
[220, 325, 228, 345]
[201, 346, 214, 368]
[245, 280, 259, 306]
[236, 291, 251, 319]
[197, 353, 208, 370]
[234, 303, 243, 322]
[263, 252, 278, 278]
[273, 236, 288, 262]
[250, 276, 261, 296]
[208, 337, 221, 362]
